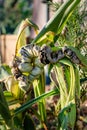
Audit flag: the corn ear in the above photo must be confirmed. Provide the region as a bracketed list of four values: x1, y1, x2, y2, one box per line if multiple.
[67, 46, 87, 67]
[30, 66, 43, 77]
[32, 45, 40, 57]
[24, 44, 34, 58]
[19, 46, 33, 58]
[18, 62, 33, 72]
[34, 58, 44, 68]
[28, 74, 35, 82]
[22, 56, 32, 63]
[18, 75, 30, 92]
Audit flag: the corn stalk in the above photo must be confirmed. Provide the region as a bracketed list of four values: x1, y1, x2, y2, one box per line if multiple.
[33, 71, 47, 125]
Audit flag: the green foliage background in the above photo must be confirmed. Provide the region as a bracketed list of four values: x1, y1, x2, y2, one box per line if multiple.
[0, 0, 32, 34]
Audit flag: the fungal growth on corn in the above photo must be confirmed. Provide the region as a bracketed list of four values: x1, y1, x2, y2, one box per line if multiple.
[10, 44, 44, 92]
[10, 44, 81, 92]
[40, 44, 81, 64]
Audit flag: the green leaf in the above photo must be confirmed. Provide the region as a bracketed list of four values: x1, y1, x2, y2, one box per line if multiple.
[66, 62, 76, 102]
[54, 64, 68, 108]
[55, 59, 79, 129]
[0, 124, 7, 130]
[58, 0, 81, 34]
[4, 91, 20, 107]
[58, 59, 76, 103]
[58, 102, 76, 129]
[64, 65, 71, 91]
[32, 0, 80, 44]
[4, 91, 15, 102]
[34, 31, 55, 46]
[67, 102, 76, 129]
[15, 18, 39, 56]
[13, 115, 22, 129]
[14, 88, 59, 115]
[0, 83, 11, 126]
[33, 72, 47, 123]
[0, 64, 11, 81]
[23, 113, 36, 130]
[5, 76, 24, 99]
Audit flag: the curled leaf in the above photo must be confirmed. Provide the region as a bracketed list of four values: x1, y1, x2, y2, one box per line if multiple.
[15, 19, 39, 56]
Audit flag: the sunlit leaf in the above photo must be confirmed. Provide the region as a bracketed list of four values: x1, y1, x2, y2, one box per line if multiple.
[4, 91, 21, 109]
[4, 91, 15, 102]
[0, 64, 11, 81]
[14, 88, 59, 115]
[15, 18, 39, 56]
[35, 31, 55, 46]
[58, 59, 77, 103]
[54, 63, 68, 108]
[5, 76, 24, 99]
[32, 0, 80, 44]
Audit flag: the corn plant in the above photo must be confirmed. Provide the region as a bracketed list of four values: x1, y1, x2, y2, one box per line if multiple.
[0, 0, 87, 130]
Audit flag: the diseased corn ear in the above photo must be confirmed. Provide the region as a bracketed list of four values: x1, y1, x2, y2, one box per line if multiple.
[19, 46, 33, 58]
[24, 44, 34, 58]
[34, 58, 44, 68]
[63, 46, 87, 67]
[21, 56, 32, 63]
[18, 62, 33, 72]
[28, 74, 35, 82]
[32, 45, 40, 57]
[30, 66, 43, 76]
[16, 73, 33, 92]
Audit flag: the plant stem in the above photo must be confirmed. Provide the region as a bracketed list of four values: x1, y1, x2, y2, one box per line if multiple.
[33, 71, 47, 124]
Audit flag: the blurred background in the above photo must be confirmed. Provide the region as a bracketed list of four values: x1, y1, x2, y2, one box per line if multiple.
[0, 0, 64, 35]
[0, 0, 63, 64]
[0, 0, 32, 34]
